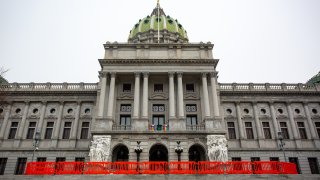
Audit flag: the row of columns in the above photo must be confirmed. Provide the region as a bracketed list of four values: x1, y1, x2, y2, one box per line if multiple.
[97, 71, 221, 121]
[0, 101, 83, 141]
[236, 102, 318, 140]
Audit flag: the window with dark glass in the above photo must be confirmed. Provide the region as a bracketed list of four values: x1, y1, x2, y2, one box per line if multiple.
[152, 104, 165, 112]
[44, 122, 54, 139]
[75, 157, 85, 162]
[315, 122, 320, 138]
[0, 158, 7, 175]
[186, 115, 197, 126]
[120, 115, 131, 126]
[232, 157, 241, 161]
[56, 157, 66, 162]
[186, 83, 195, 92]
[152, 115, 165, 131]
[8, 122, 18, 139]
[80, 122, 90, 139]
[186, 104, 197, 112]
[245, 122, 254, 139]
[120, 104, 131, 112]
[37, 157, 46, 162]
[26, 122, 37, 139]
[280, 122, 289, 139]
[297, 122, 307, 139]
[55, 157, 66, 172]
[123, 84, 131, 92]
[62, 122, 72, 139]
[262, 122, 272, 139]
[308, 158, 320, 174]
[154, 84, 163, 92]
[227, 122, 236, 139]
[289, 157, 301, 174]
[270, 157, 279, 161]
[251, 157, 260, 162]
[14, 158, 27, 175]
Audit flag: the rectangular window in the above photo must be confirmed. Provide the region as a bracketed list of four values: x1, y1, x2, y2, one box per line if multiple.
[26, 122, 36, 139]
[55, 157, 66, 173]
[186, 104, 197, 112]
[186, 84, 195, 92]
[297, 122, 307, 139]
[308, 158, 320, 174]
[37, 157, 46, 162]
[8, 122, 18, 139]
[186, 115, 197, 126]
[122, 84, 131, 92]
[154, 84, 163, 92]
[227, 122, 236, 139]
[56, 157, 66, 162]
[80, 122, 90, 139]
[120, 104, 131, 112]
[44, 122, 54, 139]
[0, 158, 7, 175]
[270, 157, 279, 161]
[289, 157, 301, 174]
[315, 122, 320, 138]
[75, 157, 85, 162]
[62, 122, 72, 139]
[262, 122, 272, 139]
[152, 115, 165, 131]
[14, 158, 27, 175]
[232, 157, 241, 161]
[245, 122, 254, 139]
[120, 115, 131, 126]
[280, 122, 289, 139]
[251, 157, 260, 162]
[152, 104, 165, 112]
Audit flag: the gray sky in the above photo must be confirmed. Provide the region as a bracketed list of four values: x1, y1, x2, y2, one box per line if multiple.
[1, 0, 320, 83]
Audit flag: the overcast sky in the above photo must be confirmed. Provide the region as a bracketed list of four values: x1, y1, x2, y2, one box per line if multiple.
[1, 0, 319, 83]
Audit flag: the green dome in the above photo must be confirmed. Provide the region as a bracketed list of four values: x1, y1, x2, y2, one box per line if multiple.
[128, 6, 188, 43]
[307, 71, 320, 85]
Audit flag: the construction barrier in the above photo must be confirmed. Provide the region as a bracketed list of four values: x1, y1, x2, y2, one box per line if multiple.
[25, 161, 298, 175]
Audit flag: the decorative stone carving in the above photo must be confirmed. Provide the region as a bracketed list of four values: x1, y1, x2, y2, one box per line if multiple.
[89, 135, 111, 162]
[207, 135, 228, 162]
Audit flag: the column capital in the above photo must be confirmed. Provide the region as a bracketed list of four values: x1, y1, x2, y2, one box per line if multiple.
[25, 101, 30, 105]
[76, 101, 82, 105]
[41, 101, 48, 105]
[201, 72, 208, 78]
[286, 101, 292, 106]
[168, 72, 175, 77]
[302, 101, 309, 106]
[268, 101, 275, 105]
[252, 101, 258, 106]
[99, 71, 108, 78]
[209, 71, 218, 78]
[59, 101, 64, 105]
[143, 72, 149, 77]
[134, 72, 141, 77]
[177, 72, 183, 77]
[110, 72, 116, 77]
[235, 101, 241, 106]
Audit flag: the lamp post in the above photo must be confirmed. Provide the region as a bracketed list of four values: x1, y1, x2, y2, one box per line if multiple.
[32, 131, 41, 162]
[278, 131, 287, 162]
[134, 141, 143, 162]
[174, 141, 183, 162]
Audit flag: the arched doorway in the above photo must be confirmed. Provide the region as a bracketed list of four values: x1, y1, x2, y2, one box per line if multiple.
[112, 144, 129, 162]
[188, 144, 206, 162]
[149, 144, 168, 161]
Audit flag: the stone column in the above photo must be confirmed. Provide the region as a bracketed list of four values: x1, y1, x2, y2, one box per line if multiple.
[37, 102, 47, 134]
[286, 102, 299, 139]
[169, 72, 176, 119]
[106, 72, 116, 118]
[177, 72, 184, 119]
[133, 72, 140, 119]
[253, 102, 263, 139]
[202, 73, 211, 118]
[98, 72, 108, 117]
[0, 103, 12, 139]
[269, 102, 280, 135]
[303, 102, 317, 139]
[17, 102, 30, 139]
[142, 72, 149, 119]
[210, 72, 220, 117]
[53, 102, 64, 139]
[71, 102, 81, 139]
[236, 102, 245, 139]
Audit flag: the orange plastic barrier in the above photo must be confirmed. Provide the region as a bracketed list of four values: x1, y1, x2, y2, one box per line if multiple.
[25, 162, 56, 175]
[198, 161, 224, 174]
[252, 161, 280, 174]
[225, 161, 252, 174]
[55, 162, 84, 175]
[139, 161, 168, 174]
[169, 161, 197, 174]
[112, 162, 139, 174]
[83, 162, 112, 174]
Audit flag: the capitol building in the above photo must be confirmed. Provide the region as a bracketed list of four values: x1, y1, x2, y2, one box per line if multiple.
[0, 2, 320, 176]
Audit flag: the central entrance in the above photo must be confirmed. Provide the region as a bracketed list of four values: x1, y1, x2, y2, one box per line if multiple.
[149, 144, 168, 161]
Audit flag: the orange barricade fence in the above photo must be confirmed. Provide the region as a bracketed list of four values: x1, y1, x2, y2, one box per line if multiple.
[112, 162, 139, 174]
[198, 161, 224, 174]
[83, 162, 112, 174]
[169, 161, 197, 174]
[139, 161, 168, 174]
[25, 161, 298, 175]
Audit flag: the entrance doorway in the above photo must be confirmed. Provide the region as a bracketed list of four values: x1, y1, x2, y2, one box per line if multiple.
[112, 144, 129, 162]
[188, 144, 206, 162]
[149, 144, 168, 161]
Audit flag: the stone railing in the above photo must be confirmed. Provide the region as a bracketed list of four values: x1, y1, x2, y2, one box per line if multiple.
[219, 83, 320, 92]
[0, 82, 98, 91]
